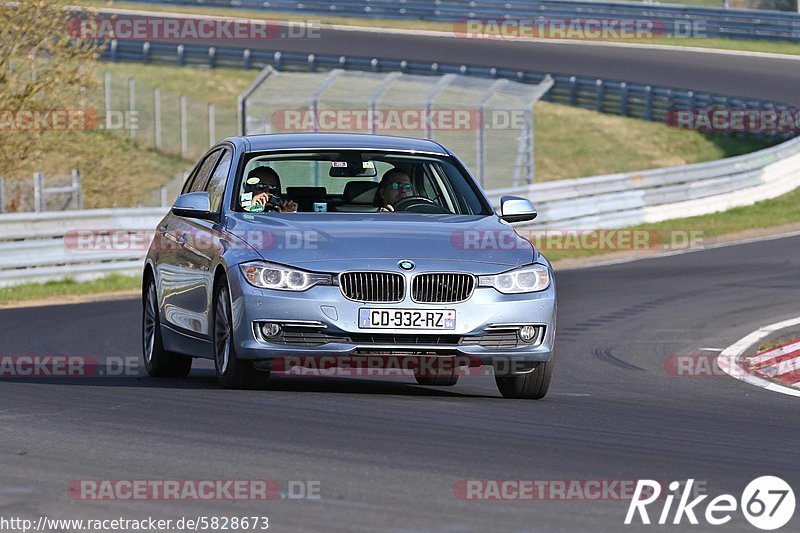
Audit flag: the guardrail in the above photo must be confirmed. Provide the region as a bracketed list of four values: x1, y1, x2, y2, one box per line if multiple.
[2, 135, 799, 286]
[0, 208, 165, 286]
[125, 0, 800, 42]
[104, 39, 792, 141]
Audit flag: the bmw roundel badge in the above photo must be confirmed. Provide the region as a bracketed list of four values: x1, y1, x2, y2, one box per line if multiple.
[398, 260, 415, 271]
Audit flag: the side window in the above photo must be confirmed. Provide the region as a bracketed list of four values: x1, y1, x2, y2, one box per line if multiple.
[180, 161, 202, 195]
[185, 150, 221, 194]
[206, 150, 232, 213]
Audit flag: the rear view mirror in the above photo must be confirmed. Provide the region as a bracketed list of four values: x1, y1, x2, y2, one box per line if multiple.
[329, 160, 378, 178]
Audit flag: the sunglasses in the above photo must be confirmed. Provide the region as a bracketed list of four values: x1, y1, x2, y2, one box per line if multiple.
[388, 182, 413, 190]
[248, 183, 279, 192]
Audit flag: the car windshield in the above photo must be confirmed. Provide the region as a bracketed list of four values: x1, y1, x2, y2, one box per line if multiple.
[236, 151, 492, 215]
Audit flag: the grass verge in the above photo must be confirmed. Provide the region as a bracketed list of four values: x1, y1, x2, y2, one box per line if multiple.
[96, 63, 772, 183]
[0, 274, 139, 306]
[542, 184, 800, 263]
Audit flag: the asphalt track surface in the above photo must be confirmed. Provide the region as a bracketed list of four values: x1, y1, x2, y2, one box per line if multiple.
[2, 11, 800, 533]
[104, 12, 800, 106]
[2, 236, 800, 531]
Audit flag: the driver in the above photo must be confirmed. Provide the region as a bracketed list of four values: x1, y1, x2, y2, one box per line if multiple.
[242, 166, 298, 213]
[376, 168, 413, 212]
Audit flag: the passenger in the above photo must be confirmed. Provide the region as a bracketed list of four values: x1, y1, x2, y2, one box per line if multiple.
[242, 167, 298, 213]
[376, 168, 413, 212]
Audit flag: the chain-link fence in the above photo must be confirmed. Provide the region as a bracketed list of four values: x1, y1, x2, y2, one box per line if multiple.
[100, 70, 238, 162]
[0, 171, 82, 213]
[240, 68, 553, 190]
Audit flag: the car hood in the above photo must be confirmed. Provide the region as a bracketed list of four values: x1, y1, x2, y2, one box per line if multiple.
[225, 212, 536, 273]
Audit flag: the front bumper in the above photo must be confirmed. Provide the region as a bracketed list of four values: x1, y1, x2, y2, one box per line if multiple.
[229, 266, 556, 367]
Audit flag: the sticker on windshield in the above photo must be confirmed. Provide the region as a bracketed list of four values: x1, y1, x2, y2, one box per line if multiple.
[332, 161, 347, 167]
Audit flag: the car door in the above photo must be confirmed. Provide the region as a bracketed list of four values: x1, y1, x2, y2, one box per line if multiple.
[159, 149, 222, 336]
[175, 148, 234, 338]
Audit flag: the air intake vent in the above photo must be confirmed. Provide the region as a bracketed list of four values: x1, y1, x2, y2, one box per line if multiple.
[411, 273, 475, 303]
[340, 272, 405, 303]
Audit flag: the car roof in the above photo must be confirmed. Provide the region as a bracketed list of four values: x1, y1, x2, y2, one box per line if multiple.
[225, 133, 451, 155]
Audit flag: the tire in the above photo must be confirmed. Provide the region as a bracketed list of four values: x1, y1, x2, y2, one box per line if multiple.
[494, 352, 555, 400]
[213, 281, 268, 389]
[142, 277, 193, 378]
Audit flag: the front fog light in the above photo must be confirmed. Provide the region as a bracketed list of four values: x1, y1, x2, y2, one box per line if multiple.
[261, 322, 282, 338]
[519, 325, 538, 343]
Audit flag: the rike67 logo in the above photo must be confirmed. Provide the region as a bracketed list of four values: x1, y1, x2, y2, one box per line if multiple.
[625, 477, 795, 530]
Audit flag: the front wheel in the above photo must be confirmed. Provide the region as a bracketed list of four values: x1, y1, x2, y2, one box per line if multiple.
[213, 281, 268, 389]
[494, 353, 555, 400]
[142, 277, 192, 378]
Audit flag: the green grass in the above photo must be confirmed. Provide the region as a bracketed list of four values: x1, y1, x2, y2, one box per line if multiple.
[0, 274, 139, 306]
[534, 102, 770, 181]
[542, 184, 800, 263]
[79, 1, 800, 56]
[95, 62, 772, 183]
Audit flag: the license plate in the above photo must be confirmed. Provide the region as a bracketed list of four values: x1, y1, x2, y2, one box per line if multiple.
[358, 308, 456, 330]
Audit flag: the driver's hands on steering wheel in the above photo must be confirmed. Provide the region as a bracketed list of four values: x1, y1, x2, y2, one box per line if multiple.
[379, 204, 395, 212]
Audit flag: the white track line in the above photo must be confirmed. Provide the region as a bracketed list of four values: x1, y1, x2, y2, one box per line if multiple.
[717, 317, 800, 398]
[76, 5, 800, 62]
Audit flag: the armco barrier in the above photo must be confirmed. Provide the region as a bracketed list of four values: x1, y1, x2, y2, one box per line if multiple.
[2, 136, 799, 286]
[124, 0, 800, 42]
[103, 39, 792, 141]
[0, 208, 166, 286]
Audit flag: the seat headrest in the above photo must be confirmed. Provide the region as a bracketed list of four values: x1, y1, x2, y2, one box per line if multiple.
[342, 181, 379, 204]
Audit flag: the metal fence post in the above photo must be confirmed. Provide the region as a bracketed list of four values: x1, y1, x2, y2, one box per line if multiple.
[160, 185, 167, 207]
[368, 72, 401, 135]
[0, 176, 4, 214]
[208, 103, 216, 147]
[645, 85, 653, 121]
[154, 87, 162, 151]
[72, 169, 83, 210]
[104, 71, 112, 130]
[596, 79, 605, 113]
[33, 172, 43, 212]
[569, 76, 577, 106]
[180, 95, 188, 158]
[423, 74, 456, 140]
[476, 79, 508, 187]
[620, 82, 629, 116]
[128, 78, 136, 139]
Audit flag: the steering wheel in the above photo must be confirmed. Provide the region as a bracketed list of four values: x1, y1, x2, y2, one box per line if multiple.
[391, 196, 447, 214]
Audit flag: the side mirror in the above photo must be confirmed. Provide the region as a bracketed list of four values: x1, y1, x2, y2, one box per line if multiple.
[500, 195, 537, 223]
[172, 192, 213, 220]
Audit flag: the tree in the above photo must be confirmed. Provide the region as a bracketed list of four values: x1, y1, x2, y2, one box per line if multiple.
[0, 1, 100, 176]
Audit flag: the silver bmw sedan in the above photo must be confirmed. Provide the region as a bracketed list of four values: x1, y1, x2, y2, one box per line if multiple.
[143, 133, 556, 399]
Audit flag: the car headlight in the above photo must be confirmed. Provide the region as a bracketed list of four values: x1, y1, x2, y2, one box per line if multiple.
[240, 262, 332, 291]
[478, 264, 550, 294]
